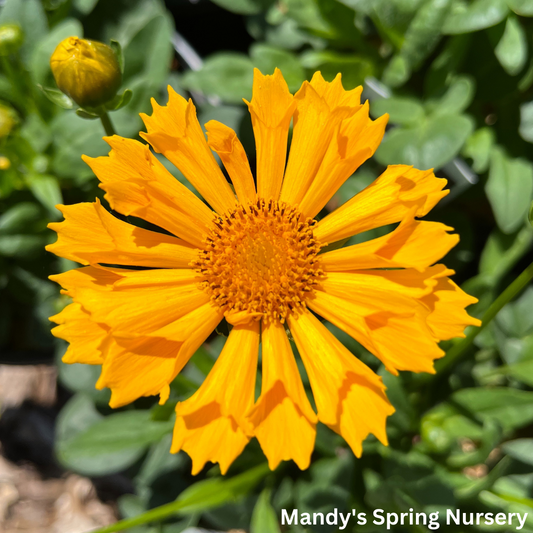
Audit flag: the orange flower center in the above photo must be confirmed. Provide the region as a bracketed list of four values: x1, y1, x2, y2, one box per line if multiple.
[193, 198, 324, 323]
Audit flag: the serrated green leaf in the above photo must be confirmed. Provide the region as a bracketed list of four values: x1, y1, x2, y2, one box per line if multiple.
[486, 148, 533, 233]
[495, 16, 528, 76]
[443, 0, 509, 35]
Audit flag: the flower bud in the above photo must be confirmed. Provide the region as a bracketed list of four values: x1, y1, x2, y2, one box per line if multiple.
[0, 23, 23, 56]
[50, 36, 121, 108]
[0, 104, 16, 138]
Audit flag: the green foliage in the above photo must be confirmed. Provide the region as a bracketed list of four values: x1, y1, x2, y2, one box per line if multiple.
[2, 0, 533, 532]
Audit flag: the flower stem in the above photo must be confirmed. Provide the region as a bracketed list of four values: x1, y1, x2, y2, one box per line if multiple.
[436, 260, 533, 375]
[99, 111, 116, 136]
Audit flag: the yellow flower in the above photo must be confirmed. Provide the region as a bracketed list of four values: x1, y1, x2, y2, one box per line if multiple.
[50, 37, 121, 108]
[47, 69, 480, 474]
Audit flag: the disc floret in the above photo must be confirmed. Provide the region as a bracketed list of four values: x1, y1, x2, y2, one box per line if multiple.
[193, 198, 324, 323]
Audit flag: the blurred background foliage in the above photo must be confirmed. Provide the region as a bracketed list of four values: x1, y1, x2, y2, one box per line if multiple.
[0, 0, 533, 531]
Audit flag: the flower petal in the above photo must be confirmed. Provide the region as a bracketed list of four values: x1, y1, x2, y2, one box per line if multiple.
[287, 310, 394, 457]
[247, 319, 317, 470]
[245, 68, 295, 201]
[83, 136, 214, 247]
[420, 273, 481, 340]
[315, 165, 449, 244]
[47, 200, 198, 268]
[61, 268, 208, 338]
[97, 303, 223, 408]
[50, 302, 109, 364]
[140, 87, 237, 214]
[320, 215, 459, 271]
[171, 321, 259, 474]
[308, 287, 444, 375]
[299, 103, 388, 218]
[279, 82, 356, 206]
[205, 120, 256, 204]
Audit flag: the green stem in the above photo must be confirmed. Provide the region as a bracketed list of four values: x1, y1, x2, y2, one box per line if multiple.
[436, 260, 533, 375]
[100, 111, 116, 136]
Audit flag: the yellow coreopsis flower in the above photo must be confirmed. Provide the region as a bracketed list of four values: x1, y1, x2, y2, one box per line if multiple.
[47, 69, 480, 474]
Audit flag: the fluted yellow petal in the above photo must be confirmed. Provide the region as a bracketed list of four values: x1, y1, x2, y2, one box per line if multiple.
[171, 322, 259, 474]
[245, 68, 295, 200]
[421, 274, 481, 340]
[287, 310, 394, 456]
[97, 304, 223, 408]
[315, 165, 449, 244]
[308, 288, 444, 375]
[83, 136, 214, 247]
[320, 215, 459, 271]
[247, 320, 316, 470]
[280, 82, 356, 205]
[206, 120, 256, 204]
[299, 104, 388, 218]
[140, 87, 236, 214]
[47, 200, 198, 268]
[50, 303, 109, 364]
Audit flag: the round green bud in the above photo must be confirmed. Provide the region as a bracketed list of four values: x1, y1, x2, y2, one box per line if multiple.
[50, 36, 122, 108]
[0, 24, 23, 56]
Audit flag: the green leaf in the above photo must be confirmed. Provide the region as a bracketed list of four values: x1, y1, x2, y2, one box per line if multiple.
[0, 203, 41, 234]
[105, 89, 133, 111]
[504, 357, 533, 386]
[251, 490, 281, 533]
[300, 50, 375, 89]
[175, 464, 270, 515]
[530, 200, 533, 226]
[443, 0, 509, 34]
[375, 114, 473, 169]
[400, 0, 452, 69]
[502, 439, 533, 465]
[519, 101, 533, 143]
[382, 55, 411, 88]
[31, 18, 83, 85]
[110, 39, 124, 74]
[73, 0, 99, 15]
[452, 388, 533, 431]
[497, 286, 533, 337]
[250, 44, 305, 92]
[75, 108, 100, 119]
[210, 0, 274, 14]
[507, 0, 533, 15]
[182, 53, 254, 104]
[25, 174, 63, 220]
[463, 127, 495, 173]
[370, 97, 425, 126]
[57, 407, 173, 476]
[0, 234, 44, 258]
[486, 148, 533, 234]
[37, 85, 74, 110]
[429, 75, 475, 116]
[495, 16, 528, 76]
